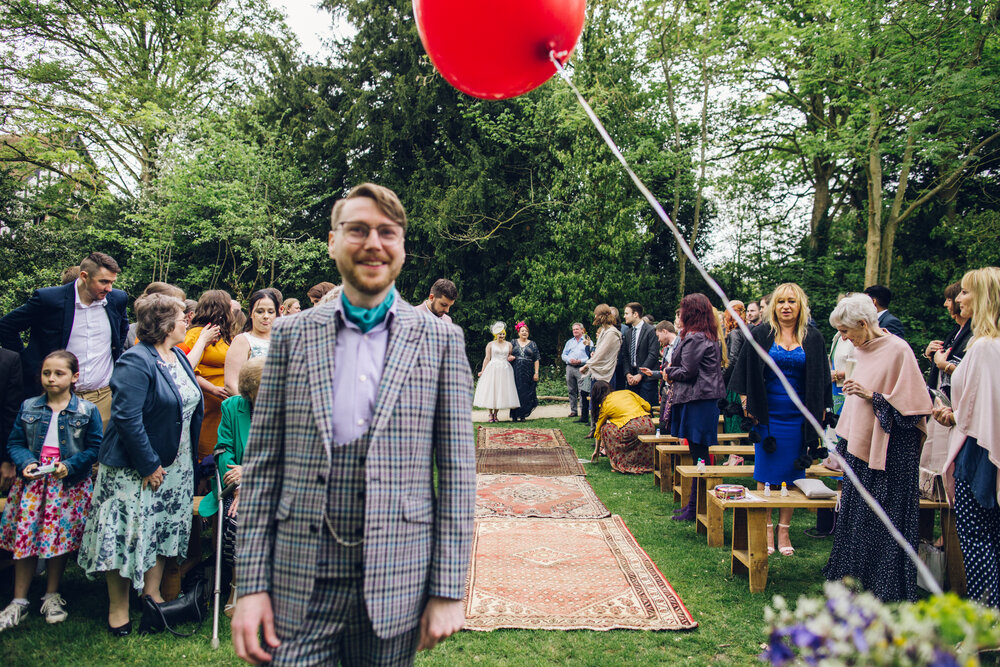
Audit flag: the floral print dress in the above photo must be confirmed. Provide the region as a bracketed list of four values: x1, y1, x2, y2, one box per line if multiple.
[78, 359, 201, 590]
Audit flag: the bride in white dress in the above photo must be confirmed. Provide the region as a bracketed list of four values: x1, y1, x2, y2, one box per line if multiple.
[473, 321, 520, 422]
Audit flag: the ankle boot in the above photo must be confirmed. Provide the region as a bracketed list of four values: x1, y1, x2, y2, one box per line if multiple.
[672, 481, 698, 521]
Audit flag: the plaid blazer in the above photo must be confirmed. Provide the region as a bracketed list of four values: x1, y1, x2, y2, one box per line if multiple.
[236, 298, 475, 639]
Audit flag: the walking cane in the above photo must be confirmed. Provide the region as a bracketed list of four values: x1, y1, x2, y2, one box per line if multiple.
[211, 447, 236, 649]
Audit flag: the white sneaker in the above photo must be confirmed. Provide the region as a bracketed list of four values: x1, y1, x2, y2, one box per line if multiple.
[40, 594, 68, 624]
[0, 601, 28, 631]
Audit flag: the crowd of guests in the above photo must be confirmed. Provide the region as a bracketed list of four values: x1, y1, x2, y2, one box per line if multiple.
[1, 248, 998, 640]
[521, 272, 998, 608]
[0, 252, 462, 634]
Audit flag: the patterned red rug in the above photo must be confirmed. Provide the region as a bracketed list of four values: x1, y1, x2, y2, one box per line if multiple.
[477, 427, 573, 450]
[476, 447, 586, 476]
[465, 516, 697, 631]
[476, 475, 610, 519]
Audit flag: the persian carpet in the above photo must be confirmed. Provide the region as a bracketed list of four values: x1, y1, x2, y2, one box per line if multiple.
[476, 475, 610, 519]
[476, 447, 586, 476]
[476, 427, 573, 450]
[465, 515, 698, 631]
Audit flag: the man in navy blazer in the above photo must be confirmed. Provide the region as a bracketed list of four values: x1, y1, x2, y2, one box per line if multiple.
[0, 252, 129, 425]
[864, 285, 905, 339]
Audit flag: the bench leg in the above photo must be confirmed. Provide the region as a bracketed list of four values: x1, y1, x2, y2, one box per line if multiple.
[746, 508, 769, 593]
[731, 507, 748, 578]
[705, 479, 724, 547]
[696, 476, 720, 538]
[676, 454, 692, 506]
[941, 508, 967, 596]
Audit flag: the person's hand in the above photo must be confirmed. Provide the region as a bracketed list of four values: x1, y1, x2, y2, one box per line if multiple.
[507, 355, 515, 362]
[583, 336, 592, 346]
[932, 401, 955, 427]
[0, 461, 15, 493]
[842, 379, 873, 401]
[933, 348, 951, 370]
[142, 466, 166, 491]
[198, 323, 222, 345]
[52, 462, 69, 480]
[477, 370, 483, 377]
[569, 357, 579, 365]
[639, 367, 653, 377]
[924, 340, 943, 360]
[831, 369, 844, 382]
[627, 374, 640, 386]
[231, 592, 281, 664]
[580, 365, 588, 374]
[227, 488, 241, 517]
[224, 464, 243, 486]
[532, 373, 538, 382]
[206, 383, 230, 400]
[417, 597, 465, 651]
[22, 462, 40, 479]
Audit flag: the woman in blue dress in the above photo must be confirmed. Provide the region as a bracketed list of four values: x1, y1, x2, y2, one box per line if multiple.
[729, 283, 832, 556]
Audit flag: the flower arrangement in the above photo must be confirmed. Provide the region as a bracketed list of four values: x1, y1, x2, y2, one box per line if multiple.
[762, 581, 1000, 666]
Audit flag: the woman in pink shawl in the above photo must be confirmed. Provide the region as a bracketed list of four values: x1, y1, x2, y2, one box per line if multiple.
[934, 267, 1000, 606]
[822, 294, 932, 602]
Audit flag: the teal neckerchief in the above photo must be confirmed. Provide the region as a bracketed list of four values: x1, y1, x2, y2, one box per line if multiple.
[341, 289, 395, 333]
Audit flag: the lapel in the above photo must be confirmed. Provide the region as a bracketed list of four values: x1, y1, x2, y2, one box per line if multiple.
[106, 291, 120, 349]
[878, 311, 888, 326]
[143, 343, 184, 417]
[306, 303, 339, 460]
[61, 282, 76, 348]
[370, 301, 424, 437]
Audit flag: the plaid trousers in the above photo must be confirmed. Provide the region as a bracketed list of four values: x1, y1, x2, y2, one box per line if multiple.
[268, 577, 420, 667]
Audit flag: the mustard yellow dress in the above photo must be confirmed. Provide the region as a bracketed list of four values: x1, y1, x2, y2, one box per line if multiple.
[595, 390, 655, 474]
[184, 327, 230, 460]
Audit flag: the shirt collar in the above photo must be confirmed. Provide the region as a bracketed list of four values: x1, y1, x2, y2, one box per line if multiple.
[74, 281, 107, 309]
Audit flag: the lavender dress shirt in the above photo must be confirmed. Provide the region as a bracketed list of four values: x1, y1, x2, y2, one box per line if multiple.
[330, 293, 397, 445]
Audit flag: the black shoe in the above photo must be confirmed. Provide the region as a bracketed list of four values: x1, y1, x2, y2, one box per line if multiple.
[575, 417, 589, 423]
[108, 620, 132, 637]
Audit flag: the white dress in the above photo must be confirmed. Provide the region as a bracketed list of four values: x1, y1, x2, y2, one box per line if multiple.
[473, 341, 520, 409]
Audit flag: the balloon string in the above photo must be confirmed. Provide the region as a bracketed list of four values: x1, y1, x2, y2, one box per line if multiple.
[548, 52, 942, 595]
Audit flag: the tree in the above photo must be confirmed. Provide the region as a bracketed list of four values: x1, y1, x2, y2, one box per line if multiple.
[0, 0, 293, 194]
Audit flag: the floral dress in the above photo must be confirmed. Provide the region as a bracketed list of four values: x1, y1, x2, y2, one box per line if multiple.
[78, 360, 201, 590]
[509, 340, 540, 421]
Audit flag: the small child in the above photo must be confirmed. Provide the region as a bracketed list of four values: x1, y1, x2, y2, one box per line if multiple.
[0, 351, 103, 631]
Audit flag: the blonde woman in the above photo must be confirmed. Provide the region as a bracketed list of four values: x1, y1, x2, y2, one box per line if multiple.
[935, 267, 1000, 605]
[728, 282, 832, 556]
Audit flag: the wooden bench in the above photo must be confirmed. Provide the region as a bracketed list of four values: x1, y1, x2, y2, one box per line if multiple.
[709, 490, 962, 593]
[648, 439, 755, 497]
[675, 465, 841, 547]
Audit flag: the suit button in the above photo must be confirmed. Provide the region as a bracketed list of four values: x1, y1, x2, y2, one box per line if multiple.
[317, 474, 326, 484]
[309, 524, 318, 534]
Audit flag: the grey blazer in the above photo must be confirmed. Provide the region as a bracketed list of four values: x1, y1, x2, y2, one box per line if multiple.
[236, 298, 476, 639]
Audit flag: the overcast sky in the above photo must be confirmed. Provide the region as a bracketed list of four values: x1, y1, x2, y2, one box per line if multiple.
[268, 0, 338, 60]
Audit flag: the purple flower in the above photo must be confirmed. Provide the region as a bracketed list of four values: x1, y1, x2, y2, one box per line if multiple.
[930, 649, 960, 667]
[761, 631, 796, 665]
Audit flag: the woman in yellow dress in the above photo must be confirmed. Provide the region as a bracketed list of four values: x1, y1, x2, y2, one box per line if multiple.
[184, 290, 235, 460]
[590, 380, 655, 473]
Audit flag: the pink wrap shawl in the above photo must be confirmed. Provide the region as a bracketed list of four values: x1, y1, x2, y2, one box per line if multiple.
[835, 332, 932, 470]
[943, 338, 1000, 504]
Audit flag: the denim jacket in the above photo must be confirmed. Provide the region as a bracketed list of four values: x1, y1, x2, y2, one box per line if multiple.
[6, 394, 103, 486]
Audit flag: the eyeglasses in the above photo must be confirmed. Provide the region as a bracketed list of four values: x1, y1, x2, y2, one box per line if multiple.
[337, 222, 404, 246]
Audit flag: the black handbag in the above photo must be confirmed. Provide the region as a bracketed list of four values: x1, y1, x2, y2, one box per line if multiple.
[138, 575, 209, 636]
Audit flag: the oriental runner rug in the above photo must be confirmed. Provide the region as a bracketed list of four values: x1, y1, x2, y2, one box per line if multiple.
[476, 427, 573, 450]
[465, 515, 697, 631]
[476, 447, 586, 476]
[475, 475, 610, 519]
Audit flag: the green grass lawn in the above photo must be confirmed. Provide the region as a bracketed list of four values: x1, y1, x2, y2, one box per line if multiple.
[2, 418, 835, 665]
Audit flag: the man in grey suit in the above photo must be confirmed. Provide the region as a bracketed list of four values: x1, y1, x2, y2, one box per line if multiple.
[232, 183, 476, 665]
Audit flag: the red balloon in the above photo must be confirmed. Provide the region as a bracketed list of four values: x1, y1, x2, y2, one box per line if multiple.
[413, 0, 587, 100]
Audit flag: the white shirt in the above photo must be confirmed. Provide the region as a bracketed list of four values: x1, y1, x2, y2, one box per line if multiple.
[65, 283, 113, 391]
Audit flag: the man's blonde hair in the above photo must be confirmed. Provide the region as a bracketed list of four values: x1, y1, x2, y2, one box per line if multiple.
[331, 183, 407, 230]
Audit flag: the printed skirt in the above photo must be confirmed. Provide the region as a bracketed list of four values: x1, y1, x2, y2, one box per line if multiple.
[599, 416, 655, 474]
[0, 455, 93, 559]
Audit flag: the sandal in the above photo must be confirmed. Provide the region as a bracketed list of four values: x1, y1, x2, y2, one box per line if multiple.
[766, 521, 775, 555]
[777, 523, 795, 556]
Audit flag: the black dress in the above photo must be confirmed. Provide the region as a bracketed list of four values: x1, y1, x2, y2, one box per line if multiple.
[823, 393, 922, 602]
[510, 340, 540, 421]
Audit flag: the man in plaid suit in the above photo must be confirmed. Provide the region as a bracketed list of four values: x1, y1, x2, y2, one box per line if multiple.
[232, 183, 476, 665]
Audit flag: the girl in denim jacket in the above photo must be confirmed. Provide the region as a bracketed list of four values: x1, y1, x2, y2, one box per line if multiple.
[0, 351, 102, 631]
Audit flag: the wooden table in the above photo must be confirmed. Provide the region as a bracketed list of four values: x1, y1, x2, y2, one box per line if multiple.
[650, 440, 755, 498]
[709, 490, 962, 593]
[676, 465, 841, 547]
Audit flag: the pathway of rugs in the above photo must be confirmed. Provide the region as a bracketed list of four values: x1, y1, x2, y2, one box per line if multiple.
[465, 427, 697, 631]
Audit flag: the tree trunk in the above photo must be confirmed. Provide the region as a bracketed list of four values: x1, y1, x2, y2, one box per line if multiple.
[878, 129, 915, 286]
[808, 158, 833, 257]
[863, 106, 883, 288]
